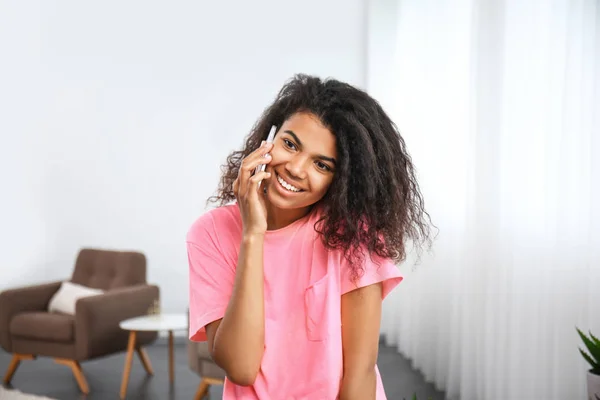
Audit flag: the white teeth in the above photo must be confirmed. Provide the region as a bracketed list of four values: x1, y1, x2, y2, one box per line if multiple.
[276, 174, 302, 192]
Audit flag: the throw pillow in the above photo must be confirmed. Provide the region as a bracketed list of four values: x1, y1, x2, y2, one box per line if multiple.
[48, 281, 104, 315]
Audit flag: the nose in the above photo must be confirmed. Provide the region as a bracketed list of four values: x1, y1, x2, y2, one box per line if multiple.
[285, 155, 308, 181]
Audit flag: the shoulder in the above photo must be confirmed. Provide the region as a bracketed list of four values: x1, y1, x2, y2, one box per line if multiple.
[186, 204, 242, 246]
[338, 247, 402, 298]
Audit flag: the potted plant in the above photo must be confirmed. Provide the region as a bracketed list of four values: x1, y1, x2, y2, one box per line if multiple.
[577, 327, 600, 400]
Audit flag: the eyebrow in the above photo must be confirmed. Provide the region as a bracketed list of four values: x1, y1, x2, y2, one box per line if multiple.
[283, 130, 337, 165]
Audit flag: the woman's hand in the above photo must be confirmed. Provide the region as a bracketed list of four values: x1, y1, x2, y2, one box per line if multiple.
[233, 141, 273, 236]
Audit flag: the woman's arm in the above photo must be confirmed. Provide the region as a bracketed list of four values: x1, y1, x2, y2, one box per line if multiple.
[204, 141, 274, 386]
[339, 282, 383, 400]
[205, 233, 265, 386]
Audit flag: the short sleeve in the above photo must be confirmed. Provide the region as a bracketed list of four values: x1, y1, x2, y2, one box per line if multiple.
[187, 214, 235, 342]
[340, 251, 403, 299]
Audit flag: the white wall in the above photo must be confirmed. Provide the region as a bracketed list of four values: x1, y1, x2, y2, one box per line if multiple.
[0, 0, 367, 314]
[365, 0, 397, 112]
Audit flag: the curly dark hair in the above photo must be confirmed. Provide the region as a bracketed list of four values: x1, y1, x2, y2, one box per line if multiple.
[208, 74, 434, 281]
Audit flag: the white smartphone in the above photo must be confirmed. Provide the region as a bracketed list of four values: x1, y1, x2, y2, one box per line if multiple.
[255, 125, 277, 176]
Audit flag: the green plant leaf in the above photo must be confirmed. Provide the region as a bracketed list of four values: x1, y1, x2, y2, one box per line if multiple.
[580, 349, 600, 369]
[412, 394, 417, 400]
[590, 331, 600, 347]
[577, 328, 600, 364]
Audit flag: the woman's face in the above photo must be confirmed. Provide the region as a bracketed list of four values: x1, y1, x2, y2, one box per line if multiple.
[264, 112, 337, 211]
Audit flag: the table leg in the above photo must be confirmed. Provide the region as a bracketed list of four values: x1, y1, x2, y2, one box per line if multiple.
[168, 330, 174, 384]
[136, 347, 154, 375]
[120, 330, 137, 399]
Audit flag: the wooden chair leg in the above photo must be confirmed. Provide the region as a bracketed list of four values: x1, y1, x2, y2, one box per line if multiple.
[136, 347, 154, 375]
[194, 379, 210, 400]
[3, 354, 35, 385]
[195, 378, 224, 400]
[55, 358, 89, 394]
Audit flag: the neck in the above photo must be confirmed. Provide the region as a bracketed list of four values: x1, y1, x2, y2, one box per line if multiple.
[265, 201, 313, 231]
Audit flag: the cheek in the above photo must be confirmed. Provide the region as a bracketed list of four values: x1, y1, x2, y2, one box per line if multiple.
[269, 148, 288, 165]
[311, 174, 334, 194]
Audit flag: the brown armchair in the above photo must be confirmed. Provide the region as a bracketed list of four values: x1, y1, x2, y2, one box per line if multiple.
[187, 312, 225, 399]
[0, 248, 159, 394]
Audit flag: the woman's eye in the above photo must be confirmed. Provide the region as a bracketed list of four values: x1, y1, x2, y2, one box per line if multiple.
[316, 161, 331, 172]
[283, 139, 297, 150]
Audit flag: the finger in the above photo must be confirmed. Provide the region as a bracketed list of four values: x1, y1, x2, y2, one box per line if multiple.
[252, 152, 272, 175]
[241, 142, 274, 172]
[233, 177, 240, 198]
[239, 153, 272, 195]
[238, 142, 271, 184]
[238, 141, 273, 194]
[247, 172, 271, 197]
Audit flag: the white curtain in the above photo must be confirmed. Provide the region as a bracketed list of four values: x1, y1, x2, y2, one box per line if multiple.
[373, 0, 600, 399]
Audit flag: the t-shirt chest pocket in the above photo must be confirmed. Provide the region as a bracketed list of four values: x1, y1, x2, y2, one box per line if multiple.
[304, 274, 331, 341]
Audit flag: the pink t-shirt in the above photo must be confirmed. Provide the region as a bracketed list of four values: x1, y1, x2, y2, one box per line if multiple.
[187, 204, 403, 399]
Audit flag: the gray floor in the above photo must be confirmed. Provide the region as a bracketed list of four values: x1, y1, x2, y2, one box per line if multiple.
[0, 338, 445, 400]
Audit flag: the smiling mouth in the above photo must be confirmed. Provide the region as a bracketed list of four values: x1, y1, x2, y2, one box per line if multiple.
[275, 172, 304, 193]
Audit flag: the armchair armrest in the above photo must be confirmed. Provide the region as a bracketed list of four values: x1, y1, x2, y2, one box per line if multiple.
[75, 284, 159, 360]
[0, 281, 63, 352]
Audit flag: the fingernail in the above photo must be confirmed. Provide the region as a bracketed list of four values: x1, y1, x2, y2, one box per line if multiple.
[265, 153, 271, 158]
[261, 140, 266, 146]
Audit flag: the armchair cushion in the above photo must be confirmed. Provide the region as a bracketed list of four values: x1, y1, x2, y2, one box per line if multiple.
[10, 312, 74, 343]
[48, 281, 104, 315]
[200, 360, 227, 380]
[0, 281, 62, 352]
[71, 249, 146, 290]
[195, 340, 211, 360]
[188, 340, 226, 380]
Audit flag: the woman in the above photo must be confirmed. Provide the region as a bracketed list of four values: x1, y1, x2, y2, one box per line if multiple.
[187, 74, 432, 399]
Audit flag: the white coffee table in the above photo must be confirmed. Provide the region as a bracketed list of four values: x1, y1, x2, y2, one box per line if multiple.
[118, 313, 187, 399]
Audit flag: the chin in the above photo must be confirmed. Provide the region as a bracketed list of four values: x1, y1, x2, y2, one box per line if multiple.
[266, 191, 309, 210]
